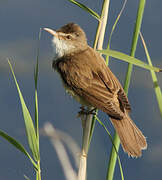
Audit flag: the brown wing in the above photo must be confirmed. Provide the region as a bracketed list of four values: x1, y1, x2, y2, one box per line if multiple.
[54, 47, 131, 119]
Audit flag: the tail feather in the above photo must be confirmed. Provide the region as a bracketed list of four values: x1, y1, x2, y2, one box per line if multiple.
[110, 113, 147, 157]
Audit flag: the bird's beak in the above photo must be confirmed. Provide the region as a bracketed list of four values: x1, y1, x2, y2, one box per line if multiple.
[44, 28, 58, 37]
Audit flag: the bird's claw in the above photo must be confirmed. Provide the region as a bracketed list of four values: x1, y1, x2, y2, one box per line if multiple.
[77, 107, 97, 118]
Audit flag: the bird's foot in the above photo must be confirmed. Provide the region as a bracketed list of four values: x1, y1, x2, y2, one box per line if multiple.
[77, 107, 97, 129]
[77, 107, 97, 117]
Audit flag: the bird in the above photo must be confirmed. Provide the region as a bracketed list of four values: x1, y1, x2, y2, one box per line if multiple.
[44, 22, 147, 157]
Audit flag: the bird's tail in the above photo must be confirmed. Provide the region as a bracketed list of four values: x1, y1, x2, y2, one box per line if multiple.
[110, 113, 147, 157]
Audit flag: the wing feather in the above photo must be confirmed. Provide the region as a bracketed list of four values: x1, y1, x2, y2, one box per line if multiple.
[54, 46, 131, 118]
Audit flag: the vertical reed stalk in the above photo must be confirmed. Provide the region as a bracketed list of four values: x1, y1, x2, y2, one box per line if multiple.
[78, 1, 110, 179]
[106, 1, 146, 180]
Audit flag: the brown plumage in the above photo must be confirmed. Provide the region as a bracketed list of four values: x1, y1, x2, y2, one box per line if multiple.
[45, 23, 147, 157]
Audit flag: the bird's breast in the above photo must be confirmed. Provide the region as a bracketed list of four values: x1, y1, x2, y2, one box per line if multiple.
[52, 58, 92, 107]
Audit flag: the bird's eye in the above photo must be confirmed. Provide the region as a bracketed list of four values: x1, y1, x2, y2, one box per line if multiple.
[66, 35, 71, 39]
[75, 33, 79, 37]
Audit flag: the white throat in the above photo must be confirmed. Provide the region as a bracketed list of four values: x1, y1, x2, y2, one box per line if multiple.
[52, 37, 75, 60]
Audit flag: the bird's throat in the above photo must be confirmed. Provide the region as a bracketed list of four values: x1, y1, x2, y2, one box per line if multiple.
[52, 36, 75, 59]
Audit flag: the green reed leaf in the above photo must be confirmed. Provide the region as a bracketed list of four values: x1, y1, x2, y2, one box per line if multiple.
[8, 60, 40, 162]
[0, 130, 37, 169]
[68, 0, 100, 20]
[99, 49, 161, 72]
[140, 32, 162, 117]
[95, 117, 124, 180]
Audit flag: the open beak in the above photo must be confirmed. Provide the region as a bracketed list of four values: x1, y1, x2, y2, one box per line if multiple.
[44, 28, 58, 37]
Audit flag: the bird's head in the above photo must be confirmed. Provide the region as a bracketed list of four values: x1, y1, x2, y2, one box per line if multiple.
[44, 23, 88, 58]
